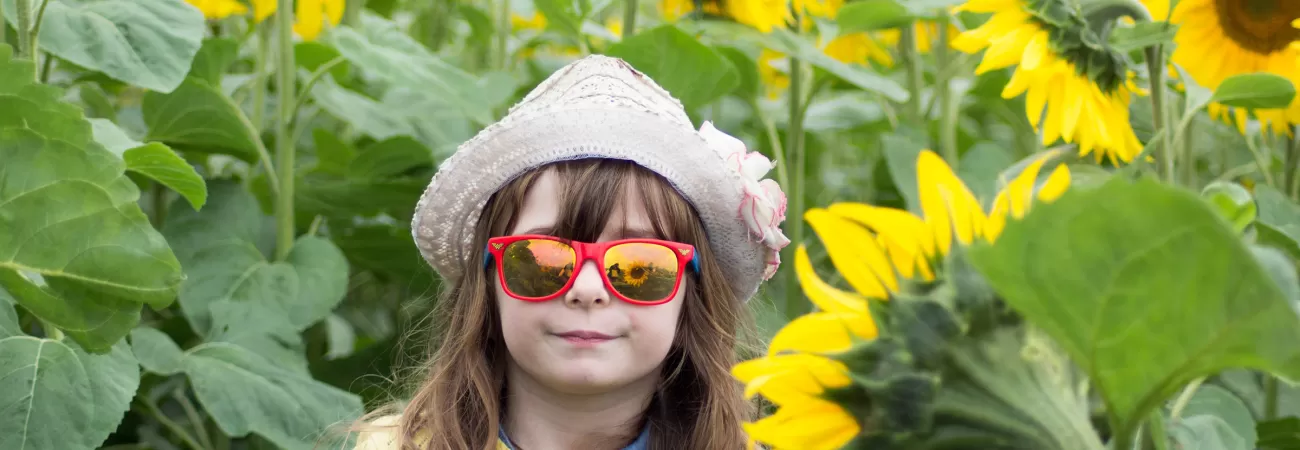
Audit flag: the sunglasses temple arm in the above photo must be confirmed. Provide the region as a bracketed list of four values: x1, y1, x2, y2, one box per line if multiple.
[689, 254, 700, 274]
[483, 252, 493, 269]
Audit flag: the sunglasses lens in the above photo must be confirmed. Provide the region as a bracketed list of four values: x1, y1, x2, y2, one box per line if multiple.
[501, 239, 576, 298]
[604, 243, 681, 302]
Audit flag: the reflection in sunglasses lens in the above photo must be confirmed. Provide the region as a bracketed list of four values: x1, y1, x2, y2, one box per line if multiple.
[604, 243, 679, 302]
[502, 239, 575, 298]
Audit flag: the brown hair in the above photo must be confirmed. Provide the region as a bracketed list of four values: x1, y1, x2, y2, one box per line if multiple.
[358, 159, 760, 449]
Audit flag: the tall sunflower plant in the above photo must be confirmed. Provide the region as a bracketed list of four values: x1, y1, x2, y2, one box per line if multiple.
[729, 0, 1300, 449]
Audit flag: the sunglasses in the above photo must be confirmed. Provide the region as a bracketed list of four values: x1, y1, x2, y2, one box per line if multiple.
[484, 234, 700, 305]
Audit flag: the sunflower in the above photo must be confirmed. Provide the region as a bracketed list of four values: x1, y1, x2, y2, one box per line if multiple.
[953, 0, 1145, 165]
[660, 0, 789, 32]
[512, 12, 548, 31]
[624, 261, 652, 287]
[1143, 0, 1300, 134]
[734, 150, 1070, 449]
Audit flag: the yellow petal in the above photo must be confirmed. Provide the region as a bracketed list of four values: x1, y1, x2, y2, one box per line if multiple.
[293, 0, 325, 41]
[827, 203, 935, 279]
[252, 0, 276, 22]
[732, 354, 850, 402]
[804, 210, 899, 296]
[917, 150, 985, 253]
[795, 245, 871, 313]
[767, 311, 877, 355]
[743, 397, 859, 450]
[325, 0, 345, 25]
[1037, 164, 1071, 202]
[1003, 154, 1051, 219]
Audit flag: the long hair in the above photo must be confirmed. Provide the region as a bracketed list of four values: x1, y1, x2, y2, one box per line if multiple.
[359, 159, 761, 449]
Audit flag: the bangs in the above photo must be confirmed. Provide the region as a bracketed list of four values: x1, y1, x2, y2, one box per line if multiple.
[490, 159, 701, 246]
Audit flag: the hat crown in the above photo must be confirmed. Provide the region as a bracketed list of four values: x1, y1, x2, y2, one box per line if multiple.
[504, 55, 693, 129]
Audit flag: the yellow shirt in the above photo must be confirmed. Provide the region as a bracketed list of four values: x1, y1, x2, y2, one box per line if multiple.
[353, 415, 511, 450]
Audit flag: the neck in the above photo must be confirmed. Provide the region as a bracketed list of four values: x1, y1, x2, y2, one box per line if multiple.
[502, 361, 657, 450]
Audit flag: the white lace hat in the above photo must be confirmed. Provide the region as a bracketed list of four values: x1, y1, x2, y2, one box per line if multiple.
[411, 54, 790, 302]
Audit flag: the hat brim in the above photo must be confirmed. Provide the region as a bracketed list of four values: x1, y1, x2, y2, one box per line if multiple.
[412, 107, 767, 303]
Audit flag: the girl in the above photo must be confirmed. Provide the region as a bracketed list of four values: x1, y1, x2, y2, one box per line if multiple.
[354, 55, 790, 450]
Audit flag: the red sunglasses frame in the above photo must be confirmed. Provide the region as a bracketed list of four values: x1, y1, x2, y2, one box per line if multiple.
[484, 234, 700, 305]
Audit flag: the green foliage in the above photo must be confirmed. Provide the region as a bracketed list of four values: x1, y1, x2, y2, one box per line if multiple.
[1211, 74, 1297, 110]
[1, 0, 205, 92]
[970, 177, 1300, 444]
[144, 77, 264, 162]
[836, 0, 912, 33]
[606, 25, 739, 109]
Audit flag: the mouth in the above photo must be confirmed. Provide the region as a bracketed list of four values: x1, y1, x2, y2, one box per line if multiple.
[552, 330, 618, 344]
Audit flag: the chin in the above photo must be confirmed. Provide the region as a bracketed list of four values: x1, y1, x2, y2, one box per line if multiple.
[546, 367, 629, 394]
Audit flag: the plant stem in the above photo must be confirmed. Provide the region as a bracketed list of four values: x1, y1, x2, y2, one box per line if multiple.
[1287, 128, 1300, 200]
[1266, 375, 1280, 420]
[1, 0, 6, 48]
[1246, 132, 1278, 187]
[1146, 411, 1169, 450]
[251, 27, 270, 131]
[29, 0, 48, 58]
[290, 56, 345, 117]
[1144, 46, 1174, 184]
[172, 388, 214, 450]
[1169, 376, 1204, 419]
[37, 318, 62, 340]
[899, 24, 924, 124]
[622, 0, 637, 38]
[784, 31, 807, 320]
[935, 17, 960, 165]
[274, 0, 296, 261]
[15, 0, 31, 60]
[151, 183, 168, 229]
[138, 399, 208, 450]
[751, 99, 790, 193]
[38, 52, 52, 82]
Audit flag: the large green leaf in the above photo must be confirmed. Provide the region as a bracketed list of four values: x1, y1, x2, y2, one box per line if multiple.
[836, 0, 912, 33]
[0, 45, 183, 352]
[605, 25, 740, 110]
[310, 77, 419, 141]
[89, 118, 207, 210]
[968, 177, 1300, 443]
[189, 38, 240, 86]
[0, 337, 139, 450]
[297, 135, 434, 221]
[143, 77, 262, 162]
[0, 289, 19, 337]
[130, 328, 362, 450]
[1174, 384, 1258, 447]
[162, 184, 348, 366]
[1258, 417, 1300, 450]
[2, 0, 204, 92]
[328, 13, 496, 124]
[1170, 415, 1249, 450]
[1211, 73, 1297, 110]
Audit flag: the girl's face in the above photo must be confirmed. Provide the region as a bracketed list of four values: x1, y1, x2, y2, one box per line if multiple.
[495, 170, 685, 395]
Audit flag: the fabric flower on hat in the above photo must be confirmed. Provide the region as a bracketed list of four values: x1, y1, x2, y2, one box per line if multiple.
[698, 121, 791, 280]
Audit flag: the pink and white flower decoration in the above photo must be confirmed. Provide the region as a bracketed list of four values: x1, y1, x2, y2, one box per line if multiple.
[698, 121, 791, 280]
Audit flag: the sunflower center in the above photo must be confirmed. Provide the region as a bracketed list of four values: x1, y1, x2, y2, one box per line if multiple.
[1213, 0, 1300, 53]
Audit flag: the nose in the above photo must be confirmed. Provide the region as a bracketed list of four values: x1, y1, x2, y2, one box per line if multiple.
[564, 260, 612, 308]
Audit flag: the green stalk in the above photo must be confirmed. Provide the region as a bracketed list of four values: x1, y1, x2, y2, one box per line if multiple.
[274, 0, 296, 261]
[1266, 375, 1280, 420]
[1, 0, 6, 48]
[784, 34, 807, 320]
[28, 0, 48, 59]
[1287, 128, 1300, 200]
[1144, 46, 1174, 184]
[1146, 411, 1169, 450]
[622, 0, 637, 38]
[15, 0, 31, 60]
[1246, 132, 1277, 187]
[935, 18, 959, 165]
[251, 27, 270, 131]
[899, 24, 925, 125]
[1169, 377, 1205, 419]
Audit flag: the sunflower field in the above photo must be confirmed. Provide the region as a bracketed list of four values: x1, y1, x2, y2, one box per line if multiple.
[4, 0, 1300, 448]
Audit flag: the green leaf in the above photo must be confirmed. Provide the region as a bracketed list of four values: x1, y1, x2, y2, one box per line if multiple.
[958, 142, 1016, 202]
[0, 337, 139, 450]
[1253, 185, 1300, 258]
[606, 25, 740, 110]
[295, 41, 350, 81]
[163, 184, 348, 343]
[1175, 384, 1258, 446]
[836, 0, 912, 33]
[882, 132, 925, 214]
[190, 38, 240, 86]
[534, 0, 587, 39]
[311, 128, 357, 176]
[1211, 73, 1297, 109]
[143, 77, 262, 162]
[310, 77, 419, 142]
[123, 143, 207, 210]
[333, 223, 431, 282]
[1201, 181, 1256, 234]
[1258, 417, 1300, 450]
[717, 46, 760, 101]
[0, 45, 183, 352]
[328, 13, 496, 124]
[1108, 22, 1179, 52]
[1170, 415, 1249, 450]
[161, 181, 269, 264]
[349, 136, 434, 179]
[0, 288, 19, 338]
[89, 118, 207, 210]
[968, 177, 1300, 443]
[129, 332, 363, 450]
[763, 29, 910, 102]
[324, 314, 356, 360]
[129, 326, 184, 375]
[2, 0, 205, 92]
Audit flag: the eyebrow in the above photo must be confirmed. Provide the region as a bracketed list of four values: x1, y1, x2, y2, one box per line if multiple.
[516, 226, 662, 240]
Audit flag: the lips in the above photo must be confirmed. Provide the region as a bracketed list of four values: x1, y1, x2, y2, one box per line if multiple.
[554, 330, 616, 340]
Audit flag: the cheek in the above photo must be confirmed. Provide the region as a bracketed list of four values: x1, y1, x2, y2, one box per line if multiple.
[628, 294, 685, 358]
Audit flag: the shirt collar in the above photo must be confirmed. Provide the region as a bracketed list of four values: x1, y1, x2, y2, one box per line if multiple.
[498, 424, 651, 450]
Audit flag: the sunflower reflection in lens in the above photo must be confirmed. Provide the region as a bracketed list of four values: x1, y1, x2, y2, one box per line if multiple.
[604, 243, 679, 301]
[502, 239, 575, 298]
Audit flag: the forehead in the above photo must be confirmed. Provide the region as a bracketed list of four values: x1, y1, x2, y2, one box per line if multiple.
[509, 169, 656, 239]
